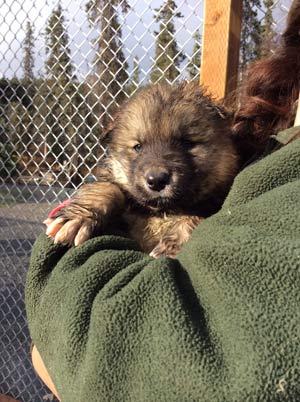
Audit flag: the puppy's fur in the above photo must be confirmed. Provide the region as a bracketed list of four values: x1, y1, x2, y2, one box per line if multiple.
[50, 82, 240, 257]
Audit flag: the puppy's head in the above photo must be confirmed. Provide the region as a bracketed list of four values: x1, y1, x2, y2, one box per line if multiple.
[103, 82, 239, 213]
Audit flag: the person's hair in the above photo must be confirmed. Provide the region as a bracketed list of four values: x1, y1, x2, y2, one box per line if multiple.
[232, 0, 300, 162]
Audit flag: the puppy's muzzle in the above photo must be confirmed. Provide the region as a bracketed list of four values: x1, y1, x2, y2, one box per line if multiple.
[145, 169, 170, 192]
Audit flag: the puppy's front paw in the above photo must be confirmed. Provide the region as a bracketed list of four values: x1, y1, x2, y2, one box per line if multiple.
[44, 182, 126, 246]
[44, 214, 95, 246]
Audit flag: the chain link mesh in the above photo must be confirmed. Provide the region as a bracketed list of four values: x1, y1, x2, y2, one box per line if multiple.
[0, 1, 290, 401]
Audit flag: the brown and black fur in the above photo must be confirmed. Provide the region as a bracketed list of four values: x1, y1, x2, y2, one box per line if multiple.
[51, 82, 239, 257]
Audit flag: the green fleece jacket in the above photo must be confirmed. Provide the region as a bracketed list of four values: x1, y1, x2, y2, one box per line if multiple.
[26, 127, 300, 402]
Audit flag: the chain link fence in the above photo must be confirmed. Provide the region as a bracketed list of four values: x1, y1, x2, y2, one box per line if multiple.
[0, 0, 291, 401]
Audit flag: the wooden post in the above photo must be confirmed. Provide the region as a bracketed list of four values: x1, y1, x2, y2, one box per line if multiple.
[200, 0, 243, 100]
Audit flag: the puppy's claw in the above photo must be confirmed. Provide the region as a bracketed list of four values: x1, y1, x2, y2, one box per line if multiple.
[43, 218, 52, 226]
[74, 222, 94, 246]
[46, 217, 65, 238]
[53, 219, 81, 245]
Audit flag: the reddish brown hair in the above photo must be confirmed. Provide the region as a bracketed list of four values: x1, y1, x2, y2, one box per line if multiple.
[232, 0, 300, 162]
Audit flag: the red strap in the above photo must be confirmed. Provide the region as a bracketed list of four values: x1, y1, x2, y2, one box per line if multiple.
[48, 199, 72, 219]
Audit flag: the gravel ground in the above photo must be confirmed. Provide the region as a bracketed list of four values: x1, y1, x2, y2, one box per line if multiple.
[0, 202, 58, 402]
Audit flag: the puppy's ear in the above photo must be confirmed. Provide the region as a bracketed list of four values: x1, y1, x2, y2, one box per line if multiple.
[100, 119, 115, 147]
[212, 104, 230, 120]
[185, 81, 231, 121]
[206, 100, 233, 126]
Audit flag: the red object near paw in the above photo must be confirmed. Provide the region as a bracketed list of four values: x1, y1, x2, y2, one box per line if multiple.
[48, 199, 72, 219]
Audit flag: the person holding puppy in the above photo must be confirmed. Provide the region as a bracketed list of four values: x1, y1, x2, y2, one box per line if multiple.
[26, 2, 300, 401]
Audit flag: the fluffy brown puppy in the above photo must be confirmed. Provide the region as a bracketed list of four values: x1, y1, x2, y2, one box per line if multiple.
[46, 82, 239, 257]
[46, 1, 300, 257]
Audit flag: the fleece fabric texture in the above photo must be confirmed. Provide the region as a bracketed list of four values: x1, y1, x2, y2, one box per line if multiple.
[26, 127, 300, 402]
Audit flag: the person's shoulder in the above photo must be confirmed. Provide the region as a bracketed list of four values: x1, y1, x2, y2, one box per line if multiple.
[222, 126, 300, 209]
[272, 125, 300, 146]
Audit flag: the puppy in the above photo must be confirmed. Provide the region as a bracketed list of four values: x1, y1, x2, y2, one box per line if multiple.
[45, 82, 239, 257]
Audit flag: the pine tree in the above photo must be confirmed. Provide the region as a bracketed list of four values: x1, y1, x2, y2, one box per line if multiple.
[239, 0, 263, 71]
[260, 0, 275, 57]
[187, 29, 201, 81]
[18, 20, 36, 161]
[0, 141, 17, 178]
[22, 21, 35, 83]
[125, 56, 141, 96]
[42, 2, 79, 178]
[6, 101, 32, 157]
[45, 2, 74, 81]
[86, 0, 129, 128]
[150, 0, 186, 84]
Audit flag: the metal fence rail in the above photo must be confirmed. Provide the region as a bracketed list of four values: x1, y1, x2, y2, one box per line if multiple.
[0, 0, 290, 401]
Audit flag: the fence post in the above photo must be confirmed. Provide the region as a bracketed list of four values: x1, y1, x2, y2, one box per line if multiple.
[200, 0, 243, 100]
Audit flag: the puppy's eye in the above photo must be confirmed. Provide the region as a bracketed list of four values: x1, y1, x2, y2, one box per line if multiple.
[133, 143, 142, 152]
[180, 139, 194, 149]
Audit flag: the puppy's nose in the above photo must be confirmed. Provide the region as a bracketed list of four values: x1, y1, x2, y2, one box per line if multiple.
[146, 170, 170, 191]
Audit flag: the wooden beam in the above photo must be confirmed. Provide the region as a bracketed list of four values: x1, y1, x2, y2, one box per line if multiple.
[200, 0, 243, 100]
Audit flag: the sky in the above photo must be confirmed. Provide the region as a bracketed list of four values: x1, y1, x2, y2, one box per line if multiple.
[0, 0, 204, 82]
[0, 0, 292, 82]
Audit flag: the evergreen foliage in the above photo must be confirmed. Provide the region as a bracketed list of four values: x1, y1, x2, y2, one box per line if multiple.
[22, 21, 35, 83]
[20, 21, 37, 160]
[125, 56, 141, 96]
[240, 0, 276, 71]
[187, 29, 201, 80]
[43, 2, 79, 171]
[150, 0, 185, 84]
[240, 0, 263, 71]
[45, 2, 74, 80]
[86, 0, 129, 127]
[0, 141, 17, 178]
[0, 78, 28, 177]
[260, 0, 276, 57]
[0, 78, 33, 167]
